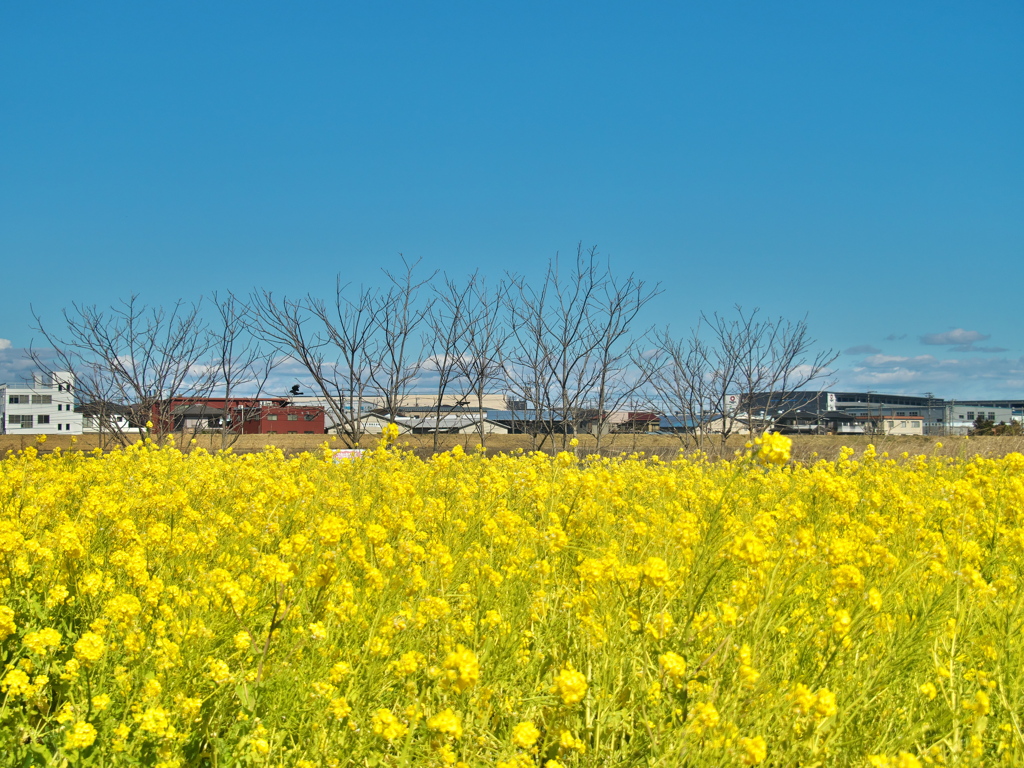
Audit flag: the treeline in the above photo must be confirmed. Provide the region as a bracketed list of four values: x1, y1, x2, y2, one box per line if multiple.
[31, 246, 836, 450]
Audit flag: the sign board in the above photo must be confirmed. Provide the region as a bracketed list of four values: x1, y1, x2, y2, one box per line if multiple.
[332, 449, 367, 463]
[826, 393, 836, 411]
[725, 394, 739, 413]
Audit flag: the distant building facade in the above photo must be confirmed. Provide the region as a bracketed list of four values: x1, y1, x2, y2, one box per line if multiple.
[0, 372, 82, 435]
[741, 393, 962, 436]
[156, 397, 326, 435]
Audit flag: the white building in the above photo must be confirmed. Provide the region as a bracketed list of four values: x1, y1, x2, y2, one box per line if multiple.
[353, 413, 509, 436]
[79, 408, 132, 434]
[288, 395, 376, 434]
[880, 416, 925, 436]
[395, 415, 510, 435]
[1, 372, 83, 435]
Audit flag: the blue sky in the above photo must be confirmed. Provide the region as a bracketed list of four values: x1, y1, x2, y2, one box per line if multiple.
[1, 2, 1022, 398]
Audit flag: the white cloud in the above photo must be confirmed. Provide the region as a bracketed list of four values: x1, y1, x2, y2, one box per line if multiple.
[0, 345, 52, 386]
[862, 354, 936, 366]
[918, 328, 1003, 352]
[832, 351, 1024, 398]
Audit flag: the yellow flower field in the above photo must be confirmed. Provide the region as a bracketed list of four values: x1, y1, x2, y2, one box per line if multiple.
[1, 434, 1023, 767]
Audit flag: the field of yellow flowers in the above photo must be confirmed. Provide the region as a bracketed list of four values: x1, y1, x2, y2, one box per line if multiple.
[1, 432, 1023, 767]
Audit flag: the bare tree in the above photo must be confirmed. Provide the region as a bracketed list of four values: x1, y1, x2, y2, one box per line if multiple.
[708, 307, 837, 438]
[642, 320, 721, 451]
[307, 284, 381, 444]
[505, 246, 639, 451]
[208, 292, 276, 450]
[643, 307, 837, 448]
[249, 284, 379, 447]
[30, 296, 215, 446]
[424, 275, 473, 452]
[504, 261, 559, 450]
[451, 274, 510, 448]
[365, 258, 436, 420]
[586, 271, 661, 452]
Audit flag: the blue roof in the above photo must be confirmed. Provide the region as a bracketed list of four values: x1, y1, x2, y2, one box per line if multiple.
[658, 415, 697, 429]
[658, 414, 724, 429]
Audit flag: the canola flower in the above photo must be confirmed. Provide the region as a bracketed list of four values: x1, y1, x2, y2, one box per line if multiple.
[0, 440, 1022, 765]
[64, 720, 97, 750]
[511, 720, 541, 749]
[753, 431, 792, 465]
[553, 666, 589, 706]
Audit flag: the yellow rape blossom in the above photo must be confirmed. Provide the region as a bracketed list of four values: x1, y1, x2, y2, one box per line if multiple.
[64, 721, 97, 750]
[553, 666, 588, 705]
[443, 645, 480, 693]
[754, 432, 791, 465]
[511, 721, 540, 749]
[371, 709, 409, 741]
[1, 668, 36, 699]
[0, 436, 1020, 765]
[23, 627, 61, 655]
[427, 708, 464, 740]
[739, 735, 768, 765]
[74, 632, 106, 664]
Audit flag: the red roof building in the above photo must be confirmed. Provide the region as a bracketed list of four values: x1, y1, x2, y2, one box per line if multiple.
[156, 397, 326, 435]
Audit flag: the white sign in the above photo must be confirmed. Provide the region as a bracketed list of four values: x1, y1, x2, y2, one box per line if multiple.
[332, 449, 367, 463]
[827, 393, 836, 411]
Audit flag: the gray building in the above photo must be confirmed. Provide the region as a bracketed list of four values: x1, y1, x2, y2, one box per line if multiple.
[739, 391, 1021, 436]
[943, 400, 1022, 435]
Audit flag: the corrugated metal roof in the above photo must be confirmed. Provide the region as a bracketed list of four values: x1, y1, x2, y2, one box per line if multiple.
[404, 416, 478, 429]
[658, 415, 697, 429]
[486, 409, 564, 421]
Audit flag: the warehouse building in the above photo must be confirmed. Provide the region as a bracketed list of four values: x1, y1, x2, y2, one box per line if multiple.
[738, 391, 1022, 436]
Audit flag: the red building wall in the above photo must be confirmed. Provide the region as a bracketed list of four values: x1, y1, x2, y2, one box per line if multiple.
[244, 405, 325, 434]
[157, 398, 326, 434]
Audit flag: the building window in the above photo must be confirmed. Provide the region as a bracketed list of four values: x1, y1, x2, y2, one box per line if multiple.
[37, 415, 50, 424]
[31, 395, 52, 404]
[267, 414, 278, 421]
[304, 413, 317, 421]
[260, 401, 273, 406]
[58, 424, 62, 431]
[896, 411, 905, 417]
[989, 412, 996, 421]
[287, 414, 298, 421]
[8, 395, 24, 404]
[967, 412, 975, 420]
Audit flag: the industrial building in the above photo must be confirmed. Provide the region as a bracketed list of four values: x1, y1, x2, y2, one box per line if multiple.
[739, 391, 1023, 436]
